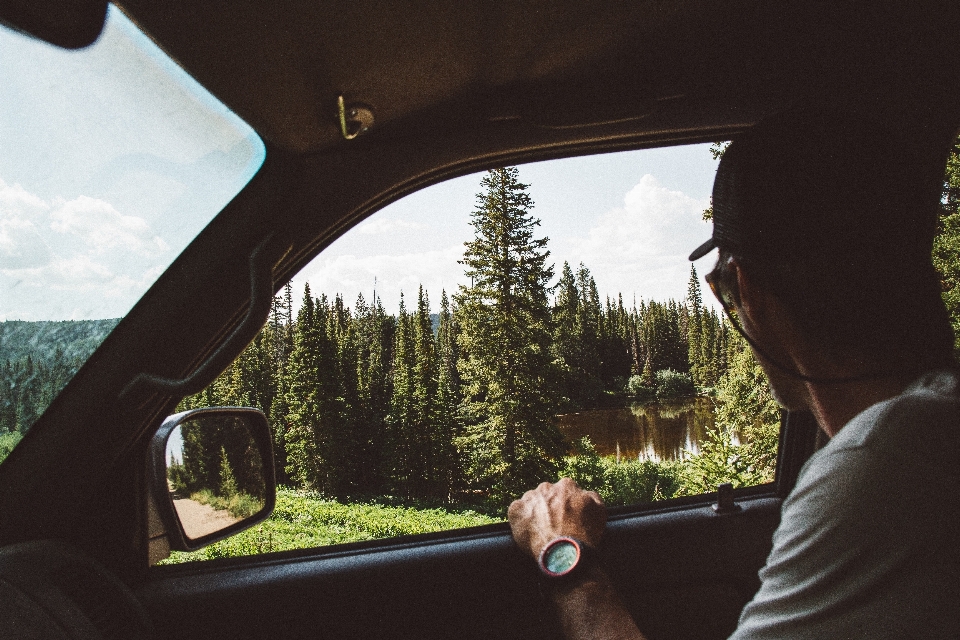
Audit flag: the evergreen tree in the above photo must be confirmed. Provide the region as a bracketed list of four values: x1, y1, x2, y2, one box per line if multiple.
[409, 287, 438, 497]
[933, 135, 960, 356]
[455, 167, 564, 505]
[599, 294, 632, 388]
[284, 288, 354, 496]
[353, 293, 390, 494]
[552, 262, 581, 408]
[386, 294, 418, 497]
[687, 265, 705, 386]
[435, 290, 463, 500]
[574, 263, 603, 405]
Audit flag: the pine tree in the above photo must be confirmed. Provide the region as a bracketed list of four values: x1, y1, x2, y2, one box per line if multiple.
[687, 265, 705, 386]
[574, 263, 603, 406]
[386, 294, 418, 497]
[552, 262, 581, 408]
[355, 292, 393, 494]
[455, 167, 564, 505]
[435, 290, 463, 500]
[284, 287, 355, 496]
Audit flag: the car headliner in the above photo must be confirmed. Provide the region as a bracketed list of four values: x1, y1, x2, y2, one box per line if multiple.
[117, 0, 959, 154]
[0, 0, 959, 565]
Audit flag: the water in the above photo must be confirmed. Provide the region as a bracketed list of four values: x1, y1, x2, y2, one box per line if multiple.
[556, 397, 718, 462]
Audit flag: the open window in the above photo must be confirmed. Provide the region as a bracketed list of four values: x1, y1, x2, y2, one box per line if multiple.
[159, 143, 783, 564]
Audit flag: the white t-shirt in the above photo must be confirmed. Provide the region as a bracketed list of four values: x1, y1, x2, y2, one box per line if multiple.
[731, 370, 960, 639]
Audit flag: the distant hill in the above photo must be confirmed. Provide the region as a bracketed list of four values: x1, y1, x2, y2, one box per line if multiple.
[0, 319, 120, 366]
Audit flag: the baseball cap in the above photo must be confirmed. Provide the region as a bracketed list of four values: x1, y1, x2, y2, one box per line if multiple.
[689, 109, 944, 265]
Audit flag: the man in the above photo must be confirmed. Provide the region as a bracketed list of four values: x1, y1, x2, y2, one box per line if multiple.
[509, 110, 960, 639]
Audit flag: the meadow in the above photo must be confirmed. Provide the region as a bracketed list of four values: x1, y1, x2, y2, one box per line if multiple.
[160, 487, 501, 564]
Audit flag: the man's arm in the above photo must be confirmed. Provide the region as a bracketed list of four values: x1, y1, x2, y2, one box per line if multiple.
[508, 478, 648, 640]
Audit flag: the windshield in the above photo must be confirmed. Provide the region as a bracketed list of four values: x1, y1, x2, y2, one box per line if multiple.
[0, 5, 266, 462]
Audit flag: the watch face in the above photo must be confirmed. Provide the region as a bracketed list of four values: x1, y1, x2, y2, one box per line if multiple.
[542, 538, 580, 577]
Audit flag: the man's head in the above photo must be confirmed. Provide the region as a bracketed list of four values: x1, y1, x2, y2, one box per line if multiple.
[692, 109, 954, 395]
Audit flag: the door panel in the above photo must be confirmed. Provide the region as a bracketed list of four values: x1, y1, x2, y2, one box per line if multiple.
[136, 495, 780, 640]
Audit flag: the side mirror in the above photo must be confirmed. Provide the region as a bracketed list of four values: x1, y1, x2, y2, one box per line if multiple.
[149, 407, 276, 552]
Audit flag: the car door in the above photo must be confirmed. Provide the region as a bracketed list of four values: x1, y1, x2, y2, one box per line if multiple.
[132, 415, 817, 640]
[122, 144, 822, 640]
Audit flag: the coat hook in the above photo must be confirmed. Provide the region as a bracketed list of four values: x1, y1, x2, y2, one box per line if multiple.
[337, 95, 374, 140]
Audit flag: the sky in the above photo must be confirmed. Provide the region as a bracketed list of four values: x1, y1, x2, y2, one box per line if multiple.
[291, 144, 723, 315]
[0, 7, 264, 321]
[0, 6, 723, 323]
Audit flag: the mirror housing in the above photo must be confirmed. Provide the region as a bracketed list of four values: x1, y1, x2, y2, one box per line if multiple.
[149, 407, 276, 553]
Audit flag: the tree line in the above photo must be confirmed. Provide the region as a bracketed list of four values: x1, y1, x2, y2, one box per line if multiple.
[0, 318, 119, 460]
[11, 132, 960, 500]
[179, 167, 751, 508]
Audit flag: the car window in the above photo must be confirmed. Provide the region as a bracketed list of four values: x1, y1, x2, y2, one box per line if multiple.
[160, 144, 784, 565]
[0, 5, 266, 463]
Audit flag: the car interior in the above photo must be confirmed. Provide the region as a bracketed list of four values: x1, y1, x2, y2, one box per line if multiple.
[0, 1, 958, 639]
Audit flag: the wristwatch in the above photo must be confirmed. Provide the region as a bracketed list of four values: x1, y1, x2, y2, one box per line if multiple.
[537, 536, 597, 580]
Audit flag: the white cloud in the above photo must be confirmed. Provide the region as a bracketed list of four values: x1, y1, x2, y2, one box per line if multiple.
[558, 174, 712, 302]
[293, 244, 467, 314]
[49, 195, 168, 255]
[0, 180, 53, 269]
[355, 217, 425, 235]
[0, 177, 171, 319]
[287, 172, 716, 317]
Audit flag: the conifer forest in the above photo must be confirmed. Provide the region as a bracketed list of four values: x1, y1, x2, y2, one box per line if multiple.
[7, 135, 960, 541]
[177, 167, 775, 511]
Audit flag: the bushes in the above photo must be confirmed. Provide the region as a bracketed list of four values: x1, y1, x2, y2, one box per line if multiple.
[677, 343, 781, 494]
[654, 369, 695, 401]
[559, 437, 682, 507]
[190, 488, 263, 519]
[0, 431, 22, 466]
[625, 370, 696, 402]
[625, 375, 656, 402]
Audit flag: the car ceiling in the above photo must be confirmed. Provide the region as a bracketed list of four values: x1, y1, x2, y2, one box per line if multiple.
[114, 0, 960, 154]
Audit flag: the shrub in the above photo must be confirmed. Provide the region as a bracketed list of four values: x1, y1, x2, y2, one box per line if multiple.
[560, 437, 606, 493]
[0, 431, 23, 466]
[190, 488, 263, 519]
[626, 375, 656, 402]
[602, 459, 681, 506]
[559, 437, 681, 507]
[654, 369, 695, 400]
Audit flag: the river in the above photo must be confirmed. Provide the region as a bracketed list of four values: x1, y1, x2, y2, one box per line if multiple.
[556, 397, 721, 462]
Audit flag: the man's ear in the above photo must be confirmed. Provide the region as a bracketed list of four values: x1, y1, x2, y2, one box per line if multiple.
[730, 258, 765, 322]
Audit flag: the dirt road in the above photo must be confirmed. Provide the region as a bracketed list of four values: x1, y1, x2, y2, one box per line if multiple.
[173, 496, 241, 539]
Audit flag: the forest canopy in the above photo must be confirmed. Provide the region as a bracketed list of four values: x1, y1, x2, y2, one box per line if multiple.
[6, 135, 960, 517]
[176, 167, 769, 510]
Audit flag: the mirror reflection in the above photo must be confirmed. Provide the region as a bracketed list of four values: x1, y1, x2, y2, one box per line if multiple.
[165, 414, 267, 540]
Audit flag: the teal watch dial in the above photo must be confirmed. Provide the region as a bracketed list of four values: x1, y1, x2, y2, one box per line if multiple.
[538, 537, 583, 578]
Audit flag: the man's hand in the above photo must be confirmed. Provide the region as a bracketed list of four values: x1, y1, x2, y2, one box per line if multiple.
[508, 477, 607, 559]
[509, 479, 647, 639]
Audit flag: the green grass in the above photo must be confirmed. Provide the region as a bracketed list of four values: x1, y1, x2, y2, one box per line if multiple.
[0, 431, 22, 466]
[189, 488, 263, 519]
[159, 487, 502, 564]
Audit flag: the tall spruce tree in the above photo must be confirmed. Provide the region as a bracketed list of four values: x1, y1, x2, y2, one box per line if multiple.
[455, 167, 564, 505]
[574, 263, 603, 406]
[552, 262, 581, 408]
[411, 286, 440, 497]
[435, 290, 463, 500]
[284, 288, 355, 496]
[386, 294, 418, 497]
[354, 292, 391, 494]
[687, 265, 705, 386]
